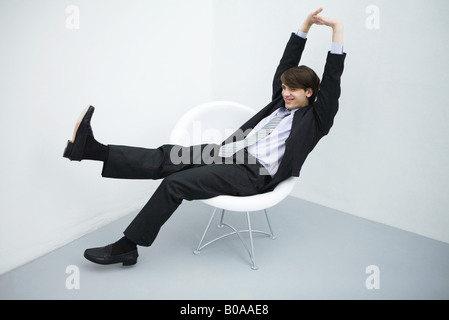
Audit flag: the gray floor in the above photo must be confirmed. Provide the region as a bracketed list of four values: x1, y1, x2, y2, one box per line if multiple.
[1, 196, 449, 300]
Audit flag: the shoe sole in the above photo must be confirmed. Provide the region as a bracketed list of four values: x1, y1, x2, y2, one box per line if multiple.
[63, 105, 95, 161]
[71, 105, 91, 143]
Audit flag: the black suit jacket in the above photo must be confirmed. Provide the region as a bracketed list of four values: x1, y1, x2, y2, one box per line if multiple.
[222, 33, 346, 192]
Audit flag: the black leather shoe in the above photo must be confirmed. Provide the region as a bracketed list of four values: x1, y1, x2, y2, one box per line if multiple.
[84, 245, 139, 266]
[63, 105, 95, 161]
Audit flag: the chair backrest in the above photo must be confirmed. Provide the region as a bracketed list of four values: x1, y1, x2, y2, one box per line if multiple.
[169, 101, 256, 146]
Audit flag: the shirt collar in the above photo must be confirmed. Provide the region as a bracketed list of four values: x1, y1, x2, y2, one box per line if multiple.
[279, 106, 298, 116]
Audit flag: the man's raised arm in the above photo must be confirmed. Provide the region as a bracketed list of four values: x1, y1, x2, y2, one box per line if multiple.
[311, 13, 346, 135]
[272, 8, 327, 101]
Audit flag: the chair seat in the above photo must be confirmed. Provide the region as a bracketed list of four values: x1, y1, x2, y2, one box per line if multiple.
[201, 176, 297, 212]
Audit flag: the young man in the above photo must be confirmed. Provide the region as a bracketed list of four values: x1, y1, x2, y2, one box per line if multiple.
[63, 8, 346, 266]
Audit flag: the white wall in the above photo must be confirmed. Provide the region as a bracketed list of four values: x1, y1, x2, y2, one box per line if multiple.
[211, 0, 449, 244]
[1, 0, 449, 275]
[0, 0, 214, 275]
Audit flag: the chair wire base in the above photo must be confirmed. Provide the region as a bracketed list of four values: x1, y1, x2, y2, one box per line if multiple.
[193, 208, 276, 270]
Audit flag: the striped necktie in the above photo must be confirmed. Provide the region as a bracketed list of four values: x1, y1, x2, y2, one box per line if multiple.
[218, 108, 291, 158]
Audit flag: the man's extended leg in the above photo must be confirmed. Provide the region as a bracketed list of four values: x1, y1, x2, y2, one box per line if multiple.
[101, 143, 218, 180]
[63, 105, 219, 179]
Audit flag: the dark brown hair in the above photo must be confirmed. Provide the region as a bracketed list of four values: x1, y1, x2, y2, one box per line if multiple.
[280, 65, 320, 105]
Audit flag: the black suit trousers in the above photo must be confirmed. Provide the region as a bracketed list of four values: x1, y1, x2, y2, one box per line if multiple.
[101, 144, 271, 246]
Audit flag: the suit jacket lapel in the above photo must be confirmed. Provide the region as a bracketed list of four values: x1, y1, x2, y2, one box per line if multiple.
[222, 98, 283, 145]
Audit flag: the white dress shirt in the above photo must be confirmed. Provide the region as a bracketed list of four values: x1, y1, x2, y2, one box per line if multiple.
[246, 107, 298, 176]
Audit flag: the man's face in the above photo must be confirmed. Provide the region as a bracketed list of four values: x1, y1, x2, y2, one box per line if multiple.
[282, 84, 312, 109]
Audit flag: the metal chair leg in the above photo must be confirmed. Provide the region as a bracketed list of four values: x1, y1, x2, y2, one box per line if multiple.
[218, 209, 225, 228]
[193, 208, 218, 255]
[246, 211, 258, 270]
[264, 209, 276, 239]
[193, 207, 275, 270]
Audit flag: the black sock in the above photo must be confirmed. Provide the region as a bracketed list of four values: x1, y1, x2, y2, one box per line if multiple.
[111, 236, 137, 255]
[83, 135, 109, 162]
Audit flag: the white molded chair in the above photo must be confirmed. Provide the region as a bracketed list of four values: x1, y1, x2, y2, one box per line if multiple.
[169, 101, 297, 270]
